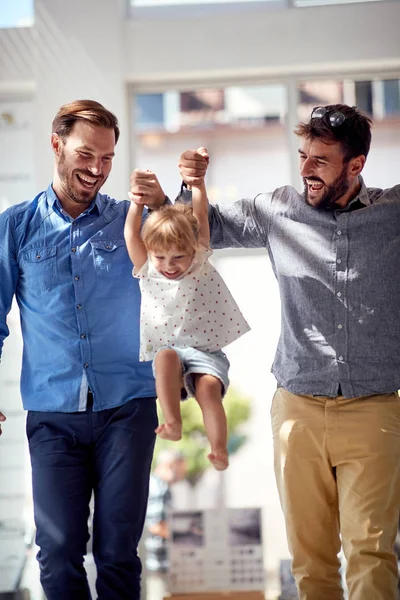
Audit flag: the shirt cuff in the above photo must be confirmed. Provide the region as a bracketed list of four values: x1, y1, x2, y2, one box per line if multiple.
[175, 182, 192, 204]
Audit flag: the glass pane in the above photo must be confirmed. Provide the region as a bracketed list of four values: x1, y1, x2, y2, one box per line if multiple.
[382, 79, 400, 116]
[0, 0, 34, 28]
[297, 80, 344, 122]
[132, 0, 272, 6]
[295, 0, 385, 6]
[133, 84, 289, 200]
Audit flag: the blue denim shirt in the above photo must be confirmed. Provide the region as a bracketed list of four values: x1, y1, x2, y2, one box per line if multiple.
[181, 178, 400, 398]
[0, 185, 155, 412]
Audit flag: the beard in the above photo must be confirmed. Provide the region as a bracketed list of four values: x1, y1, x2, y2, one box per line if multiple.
[57, 149, 105, 206]
[304, 164, 350, 210]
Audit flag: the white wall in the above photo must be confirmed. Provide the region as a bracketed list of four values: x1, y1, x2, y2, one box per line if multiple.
[125, 1, 400, 84]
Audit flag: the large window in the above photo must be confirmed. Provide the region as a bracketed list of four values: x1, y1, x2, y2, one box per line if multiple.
[129, 0, 285, 18]
[133, 84, 289, 202]
[0, 0, 34, 28]
[130, 0, 387, 13]
[132, 0, 275, 6]
[297, 78, 400, 121]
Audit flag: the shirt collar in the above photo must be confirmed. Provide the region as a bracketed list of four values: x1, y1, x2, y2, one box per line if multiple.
[45, 183, 103, 218]
[333, 176, 370, 214]
[347, 176, 371, 209]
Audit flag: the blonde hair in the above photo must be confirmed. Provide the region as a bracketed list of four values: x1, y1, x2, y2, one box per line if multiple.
[142, 203, 199, 253]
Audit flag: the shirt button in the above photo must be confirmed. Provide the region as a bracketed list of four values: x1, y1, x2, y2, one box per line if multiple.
[80, 334, 86, 339]
[74, 275, 80, 281]
[77, 304, 82, 309]
[337, 259, 342, 264]
[337, 230, 342, 235]
[71, 247, 77, 253]
[84, 363, 89, 368]
[338, 355, 344, 361]
[337, 292, 342, 297]
[72, 221, 77, 226]
[105, 245, 112, 249]
[337, 324, 343, 329]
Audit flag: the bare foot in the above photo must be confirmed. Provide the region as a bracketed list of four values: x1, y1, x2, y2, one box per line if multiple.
[155, 422, 182, 441]
[208, 449, 229, 471]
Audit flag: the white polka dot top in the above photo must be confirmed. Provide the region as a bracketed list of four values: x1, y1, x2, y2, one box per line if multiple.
[134, 246, 250, 362]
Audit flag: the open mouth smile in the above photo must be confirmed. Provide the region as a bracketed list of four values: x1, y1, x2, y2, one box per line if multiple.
[77, 173, 100, 189]
[305, 179, 324, 193]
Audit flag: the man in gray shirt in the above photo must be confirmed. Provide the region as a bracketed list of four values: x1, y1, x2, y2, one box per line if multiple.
[139, 104, 399, 600]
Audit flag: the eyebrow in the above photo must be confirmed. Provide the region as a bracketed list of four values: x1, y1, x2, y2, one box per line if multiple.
[298, 149, 329, 161]
[78, 145, 115, 158]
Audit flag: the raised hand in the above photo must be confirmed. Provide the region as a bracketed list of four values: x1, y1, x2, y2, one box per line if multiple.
[129, 169, 166, 209]
[178, 147, 209, 187]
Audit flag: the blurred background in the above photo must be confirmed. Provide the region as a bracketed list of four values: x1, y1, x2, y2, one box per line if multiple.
[0, 0, 399, 598]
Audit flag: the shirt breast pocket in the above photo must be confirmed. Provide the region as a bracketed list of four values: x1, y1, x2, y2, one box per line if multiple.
[90, 238, 130, 278]
[20, 246, 58, 292]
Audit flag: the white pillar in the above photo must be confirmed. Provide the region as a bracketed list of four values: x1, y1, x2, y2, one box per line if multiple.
[32, 0, 130, 200]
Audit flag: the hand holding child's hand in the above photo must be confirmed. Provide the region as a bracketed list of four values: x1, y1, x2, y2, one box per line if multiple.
[129, 169, 165, 209]
[179, 147, 209, 187]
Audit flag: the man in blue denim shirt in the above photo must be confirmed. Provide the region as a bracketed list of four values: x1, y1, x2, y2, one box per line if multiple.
[174, 105, 400, 600]
[0, 100, 166, 600]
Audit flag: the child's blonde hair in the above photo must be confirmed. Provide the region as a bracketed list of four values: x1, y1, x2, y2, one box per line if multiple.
[141, 203, 199, 253]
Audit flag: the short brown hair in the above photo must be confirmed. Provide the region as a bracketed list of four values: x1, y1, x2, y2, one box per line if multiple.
[52, 99, 120, 144]
[294, 104, 372, 162]
[141, 203, 199, 253]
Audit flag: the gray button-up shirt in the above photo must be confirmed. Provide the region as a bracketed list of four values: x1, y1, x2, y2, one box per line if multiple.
[183, 177, 400, 398]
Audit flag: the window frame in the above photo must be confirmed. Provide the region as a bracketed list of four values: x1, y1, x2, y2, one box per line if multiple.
[128, 0, 287, 21]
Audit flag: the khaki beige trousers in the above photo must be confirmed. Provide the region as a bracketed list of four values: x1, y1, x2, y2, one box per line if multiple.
[271, 388, 400, 600]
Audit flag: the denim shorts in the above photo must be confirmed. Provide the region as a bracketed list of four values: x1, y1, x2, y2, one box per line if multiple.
[152, 346, 230, 399]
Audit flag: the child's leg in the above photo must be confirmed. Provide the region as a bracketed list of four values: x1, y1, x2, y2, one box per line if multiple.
[154, 348, 183, 441]
[194, 374, 229, 471]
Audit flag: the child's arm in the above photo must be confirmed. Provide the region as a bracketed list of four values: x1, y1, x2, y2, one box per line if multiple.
[190, 147, 210, 248]
[124, 200, 147, 271]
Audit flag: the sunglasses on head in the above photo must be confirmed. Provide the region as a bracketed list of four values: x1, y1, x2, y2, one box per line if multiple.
[311, 106, 347, 128]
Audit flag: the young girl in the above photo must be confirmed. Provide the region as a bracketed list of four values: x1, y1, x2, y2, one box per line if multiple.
[124, 161, 250, 471]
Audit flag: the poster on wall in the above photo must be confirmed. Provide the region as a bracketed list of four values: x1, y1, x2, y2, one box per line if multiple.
[168, 507, 264, 594]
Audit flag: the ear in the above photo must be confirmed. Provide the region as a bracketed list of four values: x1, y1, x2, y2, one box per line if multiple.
[348, 155, 366, 177]
[51, 132, 62, 157]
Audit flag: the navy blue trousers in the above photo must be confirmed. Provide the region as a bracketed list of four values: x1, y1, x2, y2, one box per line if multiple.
[26, 396, 157, 600]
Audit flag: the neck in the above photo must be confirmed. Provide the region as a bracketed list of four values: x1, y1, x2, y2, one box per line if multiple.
[335, 176, 361, 208]
[52, 183, 93, 219]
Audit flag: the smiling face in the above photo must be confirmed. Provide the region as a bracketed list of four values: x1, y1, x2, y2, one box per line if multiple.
[51, 121, 115, 217]
[149, 245, 195, 279]
[299, 137, 364, 209]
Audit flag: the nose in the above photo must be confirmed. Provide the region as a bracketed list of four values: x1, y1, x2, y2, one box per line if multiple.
[300, 157, 313, 178]
[88, 158, 102, 176]
[166, 259, 175, 270]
